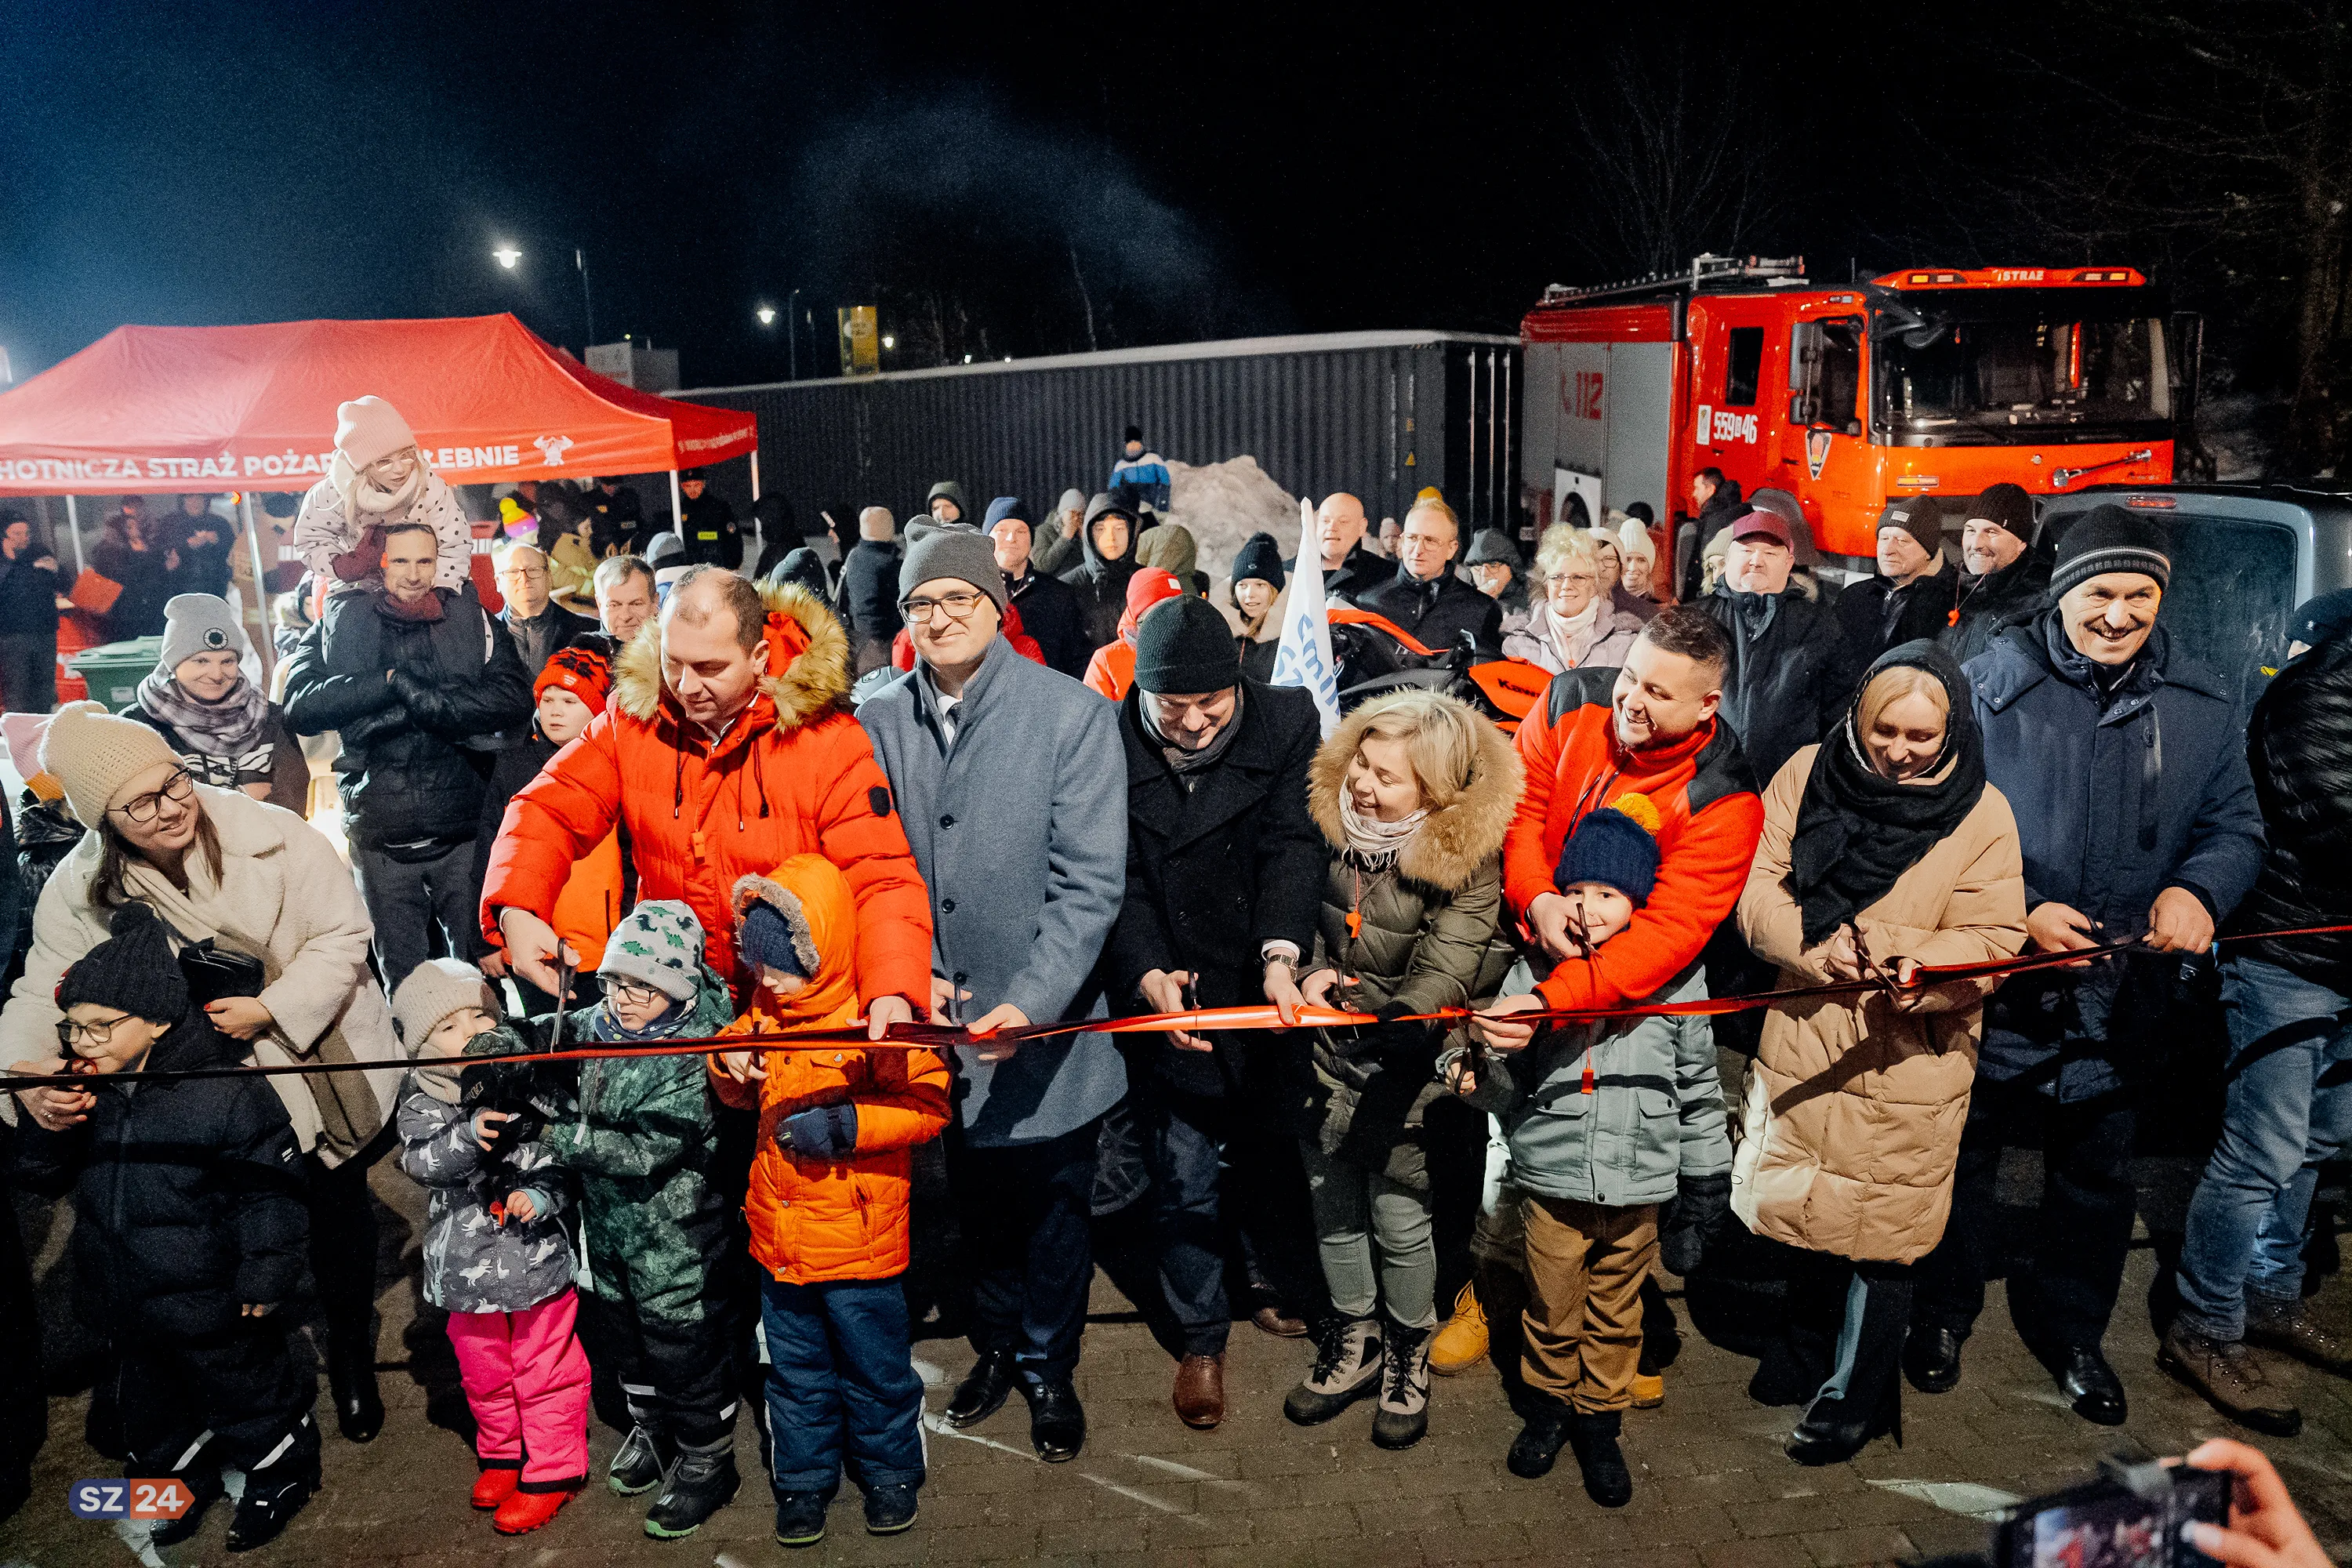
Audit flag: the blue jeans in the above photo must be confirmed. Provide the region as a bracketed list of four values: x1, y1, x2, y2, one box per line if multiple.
[758, 1276, 925, 1497]
[2174, 956, 2352, 1340]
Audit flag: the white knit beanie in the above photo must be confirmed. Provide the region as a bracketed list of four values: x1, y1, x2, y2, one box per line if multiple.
[390, 957, 499, 1052]
[334, 396, 419, 471]
[38, 701, 180, 828]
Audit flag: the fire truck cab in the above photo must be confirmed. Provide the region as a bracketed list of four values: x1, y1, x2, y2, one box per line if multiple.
[1519, 255, 2198, 573]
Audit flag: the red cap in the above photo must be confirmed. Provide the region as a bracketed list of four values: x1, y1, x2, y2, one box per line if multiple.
[534, 644, 612, 716]
[1729, 510, 1791, 548]
[1118, 568, 1184, 641]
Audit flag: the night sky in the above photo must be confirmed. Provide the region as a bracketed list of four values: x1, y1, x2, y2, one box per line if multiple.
[0, 2, 2248, 392]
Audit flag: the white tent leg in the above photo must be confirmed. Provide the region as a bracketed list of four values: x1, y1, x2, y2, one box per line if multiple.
[242, 492, 273, 677]
[64, 495, 84, 575]
[670, 470, 684, 539]
[750, 449, 761, 503]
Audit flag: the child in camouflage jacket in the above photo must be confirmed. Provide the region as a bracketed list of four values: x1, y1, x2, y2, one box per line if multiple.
[539, 899, 740, 1541]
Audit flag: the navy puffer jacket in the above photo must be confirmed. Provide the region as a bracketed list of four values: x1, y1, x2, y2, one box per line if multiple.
[1964, 612, 2265, 1097]
[2230, 632, 2352, 990]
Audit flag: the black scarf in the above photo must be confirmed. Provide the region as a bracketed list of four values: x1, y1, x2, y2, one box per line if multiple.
[1787, 639, 1987, 945]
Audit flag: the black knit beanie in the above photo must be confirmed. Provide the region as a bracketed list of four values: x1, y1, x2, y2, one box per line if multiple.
[1231, 532, 1286, 590]
[1132, 596, 1240, 695]
[2050, 503, 2171, 599]
[1875, 495, 1944, 555]
[60, 904, 190, 1023]
[1966, 482, 2035, 539]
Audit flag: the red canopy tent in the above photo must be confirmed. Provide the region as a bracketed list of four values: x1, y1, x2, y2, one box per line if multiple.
[0, 313, 757, 496]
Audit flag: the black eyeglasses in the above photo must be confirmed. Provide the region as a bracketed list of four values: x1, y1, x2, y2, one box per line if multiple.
[56, 1013, 132, 1051]
[110, 768, 194, 825]
[899, 590, 985, 627]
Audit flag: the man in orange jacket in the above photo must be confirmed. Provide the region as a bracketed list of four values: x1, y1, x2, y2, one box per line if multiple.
[481, 568, 933, 1036]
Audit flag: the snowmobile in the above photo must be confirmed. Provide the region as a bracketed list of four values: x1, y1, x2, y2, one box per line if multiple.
[1327, 606, 1548, 734]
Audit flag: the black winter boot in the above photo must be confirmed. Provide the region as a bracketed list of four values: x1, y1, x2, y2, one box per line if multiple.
[1505, 1399, 1574, 1479]
[327, 1325, 384, 1444]
[225, 1415, 321, 1552]
[643, 1435, 739, 1538]
[1566, 1411, 1632, 1508]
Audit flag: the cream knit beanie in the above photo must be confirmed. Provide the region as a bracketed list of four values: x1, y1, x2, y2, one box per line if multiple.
[38, 701, 180, 827]
[334, 396, 419, 471]
[390, 957, 499, 1051]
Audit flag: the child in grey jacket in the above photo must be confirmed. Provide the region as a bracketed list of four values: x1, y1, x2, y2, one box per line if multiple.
[1441, 795, 1729, 1508]
[392, 959, 590, 1535]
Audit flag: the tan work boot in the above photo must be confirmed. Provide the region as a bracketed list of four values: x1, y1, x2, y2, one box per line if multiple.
[1629, 1370, 1666, 1409]
[1430, 1280, 1490, 1375]
[2247, 1294, 2352, 1374]
[2158, 1322, 2301, 1437]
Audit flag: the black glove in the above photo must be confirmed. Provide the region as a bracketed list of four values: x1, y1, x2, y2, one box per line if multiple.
[1658, 1171, 1732, 1277]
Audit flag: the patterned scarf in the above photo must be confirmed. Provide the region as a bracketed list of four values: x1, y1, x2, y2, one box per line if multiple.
[1339, 792, 1428, 867]
[133, 666, 269, 757]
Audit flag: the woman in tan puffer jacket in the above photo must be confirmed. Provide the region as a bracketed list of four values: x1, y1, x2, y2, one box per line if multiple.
[1733, 641, 2025, 1466]
[1285, 689, 1522, 1450]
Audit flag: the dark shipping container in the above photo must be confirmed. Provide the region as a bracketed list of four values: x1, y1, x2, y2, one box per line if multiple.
[680, 330, 1522, 534]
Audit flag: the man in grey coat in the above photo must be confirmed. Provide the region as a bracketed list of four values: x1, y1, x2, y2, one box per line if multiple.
[856, 523, 1127, 1465]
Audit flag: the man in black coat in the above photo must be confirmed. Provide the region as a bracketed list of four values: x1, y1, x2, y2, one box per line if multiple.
[1909, 506, 2265, 1427]
[0, 511, 59, 714]
[1356, 500, 1504, 655]
[673, 468, 742, 568]
[1941, 484, 2053, 666]
[1102, 597, 1326, 1430]
[834, 506, 904, 675]
[492, 540, 594, 677]
[1838, 496, 1962, 671]
[985, 496, 1090, 677]
[1700, 509, 1851, 790]
[586, 475, 648, 559]
[1676, 468, 1745, 601]
[2165, 591, 2352, 1432]
[1061, 493, 1144, 650]
[283, 522, 533, 986]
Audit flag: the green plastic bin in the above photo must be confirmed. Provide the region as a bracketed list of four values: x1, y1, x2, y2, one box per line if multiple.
[68, 637, 165, 714]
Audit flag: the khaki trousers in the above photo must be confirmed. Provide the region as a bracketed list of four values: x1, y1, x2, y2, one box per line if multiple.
[1519, 1195, 1658, 1414]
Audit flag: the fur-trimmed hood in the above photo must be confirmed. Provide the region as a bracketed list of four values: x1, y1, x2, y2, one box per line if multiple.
[1306, 697, 1524, 894]
[611, 579, 850, 735]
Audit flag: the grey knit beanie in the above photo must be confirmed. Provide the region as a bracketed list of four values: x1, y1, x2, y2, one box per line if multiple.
[900, 520, 1009, 612]
[390, 957, 499, 1051]
[158, 593, 251, 674]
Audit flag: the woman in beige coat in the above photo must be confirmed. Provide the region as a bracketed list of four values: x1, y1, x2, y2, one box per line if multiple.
[3, 702, 406, 1443]
[1732, 642, 2025, 1465]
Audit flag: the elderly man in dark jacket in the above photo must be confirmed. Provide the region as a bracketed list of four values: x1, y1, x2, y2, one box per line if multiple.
[1700, 510, 1849, 789]
[284, 521, 534, 987]
[1838, 497, 1962, 672]
[2163, 593, 2352, 1432]
[1908, 506, 2265, 1428]
[1356, 499, 1504, 655]
[1101, 597, 1326, 1430]
[1942, 484, 2053, 666]
[858, 523, 1127, 1465]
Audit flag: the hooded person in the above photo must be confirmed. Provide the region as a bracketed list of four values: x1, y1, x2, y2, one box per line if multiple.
[1462, 529, 1532, 630]
[125, 593, 309, 811]
[10, 902, 321, 1551]
[925, 481, 971, 528]
[1134, 521, 1209, 600]
[1733, 641, 2026, 1465]
[986, 495, 1091, 677]
[1940, 483, 2053, 666]
[1061, 493, 1145, 648]
[1229, 532, 1289, 684]
[747, 496, 804, 585]
[292, 396, 474, 597]
[766, 547, 836, 608]
[538, 898, 742, 1536]
[1109, 426, 1172, 517]
[1083, 568, 1185, 702]
[710, 855, 952, 1538]
[1030, 487, 1091, 579]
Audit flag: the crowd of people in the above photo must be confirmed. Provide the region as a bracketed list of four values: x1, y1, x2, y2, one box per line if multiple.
[0, 397, 2341, 1568]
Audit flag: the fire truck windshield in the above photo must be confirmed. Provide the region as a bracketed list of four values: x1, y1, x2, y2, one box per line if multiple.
[1872, 290, 2172, 445]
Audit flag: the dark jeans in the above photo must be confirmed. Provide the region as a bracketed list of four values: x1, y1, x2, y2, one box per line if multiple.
[0, 633, 56, 716]
[947, 1120, 1100, 1383]
[575, 1289, 738, 1447]
[759, 1276, 925, 1496]
[305, 1131, 390, 1358]
[1134, 1076, 1323, 1356]
[1913, 1075, 2138, 1352]
[1764, 1250, 1911, 1414]
[350, 838, 482, 991]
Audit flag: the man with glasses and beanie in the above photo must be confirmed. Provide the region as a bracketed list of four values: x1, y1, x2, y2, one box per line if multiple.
[1102, 594, 1327, 1428]
[856, 523, 1127, 1463]
[1907, 505, 2265, 1426]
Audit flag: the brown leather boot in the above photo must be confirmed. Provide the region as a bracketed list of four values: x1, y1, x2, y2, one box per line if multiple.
[2158, 1323, 2301, 1436]
[1173, 1352, 1226, 1429]
[2247, 1295, 2352, 1374]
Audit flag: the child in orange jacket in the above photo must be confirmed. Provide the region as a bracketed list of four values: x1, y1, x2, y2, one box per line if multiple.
[711, 854, 950, 1549]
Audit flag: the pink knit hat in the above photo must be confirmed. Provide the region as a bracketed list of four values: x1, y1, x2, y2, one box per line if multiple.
[333, 396, 419, 470]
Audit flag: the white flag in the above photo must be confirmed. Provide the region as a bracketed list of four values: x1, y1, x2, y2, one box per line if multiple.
[1270, 499, 1341, 735]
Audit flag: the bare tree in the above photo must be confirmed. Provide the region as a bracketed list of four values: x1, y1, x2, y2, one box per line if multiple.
[1568, 39, 1795, 277]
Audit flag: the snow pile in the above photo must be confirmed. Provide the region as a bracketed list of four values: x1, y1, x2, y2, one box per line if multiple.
[1163, 456, 1301, 590]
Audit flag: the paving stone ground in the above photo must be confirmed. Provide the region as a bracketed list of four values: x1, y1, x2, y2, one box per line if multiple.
[8, 1153, 2352, 1568]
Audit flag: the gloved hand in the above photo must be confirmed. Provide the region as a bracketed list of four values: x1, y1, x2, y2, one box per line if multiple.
[330, 525, 387, 583]
[775, 1102, 858, 1160]
[1658, 1171, 1732, 1277]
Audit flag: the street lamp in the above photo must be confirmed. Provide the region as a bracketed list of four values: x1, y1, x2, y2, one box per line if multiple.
[756, 305, 776, 326]
[881, 335, 895, 350]
[492, 245, 521, 269]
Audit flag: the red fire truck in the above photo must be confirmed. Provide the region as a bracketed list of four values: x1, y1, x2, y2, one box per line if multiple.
[1519, 255, 2198, 571]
